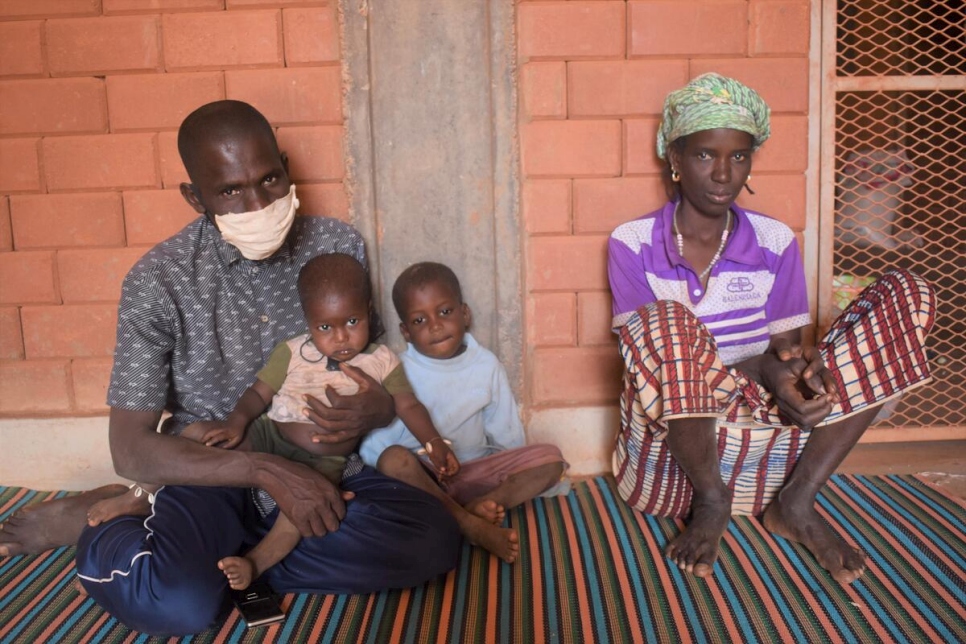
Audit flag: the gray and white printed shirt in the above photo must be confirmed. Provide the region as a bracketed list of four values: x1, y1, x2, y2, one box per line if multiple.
[108, 214, 368, 433]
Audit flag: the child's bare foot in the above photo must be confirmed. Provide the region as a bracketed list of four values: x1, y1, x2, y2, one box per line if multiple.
[459, 514, 519, 563]
[665, 490, 732, 578]
[763, 498, 866, 584]
[74, 578, 88, 596]
[464, 498, 505, 525]
[0, 484, 128, 557]
[86, 487, 152, 527]
[219, 556, 256, 590]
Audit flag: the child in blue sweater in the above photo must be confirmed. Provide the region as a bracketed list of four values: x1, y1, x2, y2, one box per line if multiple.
[361, 262, 569, 563]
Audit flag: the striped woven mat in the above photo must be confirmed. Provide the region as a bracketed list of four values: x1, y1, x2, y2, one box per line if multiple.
[1, 475, 964, 643]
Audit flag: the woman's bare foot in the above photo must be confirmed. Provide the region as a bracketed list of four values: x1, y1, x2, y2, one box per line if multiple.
[665, 490, 732, 578]
[0, 484, 129, 557]
[86, 487, 152, 526]
[464, 498, 505, 525]
[763, 498, 866, 584]
[219, 556, 256, 590]
[459, 513, 519, 563]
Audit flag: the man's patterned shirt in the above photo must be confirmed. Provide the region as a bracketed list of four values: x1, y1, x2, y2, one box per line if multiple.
[108, 214, 368, 433]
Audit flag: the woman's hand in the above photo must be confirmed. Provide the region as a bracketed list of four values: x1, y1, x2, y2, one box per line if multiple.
[302, 363, 395, 443]
[759, 353, 836, 430]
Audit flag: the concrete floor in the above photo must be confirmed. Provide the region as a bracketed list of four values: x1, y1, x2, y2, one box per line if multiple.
[837, 440, 966, 500]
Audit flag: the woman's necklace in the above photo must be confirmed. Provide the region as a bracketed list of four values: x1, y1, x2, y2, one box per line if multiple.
[673, 203, 732, 284]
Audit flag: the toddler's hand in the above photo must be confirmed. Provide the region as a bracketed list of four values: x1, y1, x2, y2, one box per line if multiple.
[201, 424, 244, 449]
[428, 440, 460, 479]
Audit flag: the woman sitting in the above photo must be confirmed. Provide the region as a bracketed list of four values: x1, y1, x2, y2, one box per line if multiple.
[607, 73, 934, 584]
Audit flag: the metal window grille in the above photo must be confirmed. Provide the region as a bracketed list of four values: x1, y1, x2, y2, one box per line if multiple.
[820, 0, 966, 431]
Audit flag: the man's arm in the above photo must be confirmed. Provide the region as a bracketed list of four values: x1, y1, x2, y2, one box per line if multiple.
[109, 407, 351, 536]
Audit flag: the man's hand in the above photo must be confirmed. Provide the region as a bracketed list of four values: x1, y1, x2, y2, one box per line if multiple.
[302, 363, 395, 443]
[255, 457, 355, 537]
[759, 354, 836, 430]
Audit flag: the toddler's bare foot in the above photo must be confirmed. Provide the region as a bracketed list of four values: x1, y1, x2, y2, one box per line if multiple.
[87, 487, 152, 526]
[219, 556, 255, 590]
[74, 578, 88, 596]
[465, 498, 505, 525]
[763, 498, 866, 584]
[665, 490, 732, 578]
[0, 484, 128, 557]
[459, 514, 519, 563]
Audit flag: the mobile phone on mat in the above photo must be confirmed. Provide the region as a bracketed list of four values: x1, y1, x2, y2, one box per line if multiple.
[231, 581, 285, 628]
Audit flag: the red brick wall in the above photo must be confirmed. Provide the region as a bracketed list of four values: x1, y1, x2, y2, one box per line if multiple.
[518, 0, 812, 410]
[0, 0, 346, 417]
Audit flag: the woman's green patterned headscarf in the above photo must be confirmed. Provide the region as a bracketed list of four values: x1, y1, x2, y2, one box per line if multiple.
[656, 73, 771, 159]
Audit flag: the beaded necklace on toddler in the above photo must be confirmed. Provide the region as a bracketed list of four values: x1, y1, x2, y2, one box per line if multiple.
[673, 202, 732, 284]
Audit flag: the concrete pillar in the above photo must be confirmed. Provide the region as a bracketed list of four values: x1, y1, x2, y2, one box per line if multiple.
[341, 0, 522, 390]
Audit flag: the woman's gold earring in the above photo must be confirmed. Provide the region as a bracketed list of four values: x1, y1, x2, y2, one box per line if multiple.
[671, 169, 680, 182]
[744, 174, 756, 195]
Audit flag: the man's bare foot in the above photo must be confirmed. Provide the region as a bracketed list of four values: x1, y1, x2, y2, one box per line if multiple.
[0, 484, 128, 557]
[763, 499, 866, 584]
[464, 498, 505, 525]
[87, 487, 152, 526]
[459, 513, 519, 563]
[665, 490, 732, 578]
[219, 556, 255, 590]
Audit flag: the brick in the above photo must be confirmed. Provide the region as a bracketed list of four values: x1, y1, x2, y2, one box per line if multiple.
[158, 131, 190, 187]
[519, 2, 625, 60]
[0, 138, 41, 193]
[573, 177, 664, 234]
[0, 307, 23, 359]
[577, 291, 613, 346]
[163, 10, 282, 70]
[43, 134, 158, 191]
[0, 21, 44, 77]
[296, 186, 349, 221]
[751, 1, 810, 56]
[738, 174, 806, 231]
[0, 198, 10, 251]
[0, 252, 57, 305]
[625, 118, 664, 176]
[227, 0, 330, 7]
[123, 190, 201, 246]
[283, 6, 340, 65]
[690, 59, 810, 113]
[47, 16, 161, 76]
[58, 248, 147, 303]
[0, 78, 107, 135]
[629, 1, 747, 57]
[0, 360, 71, 414]
[226, 67, 342, 124]
[21, 304, 118, 358]
[522, 121, 621, 178]
[569, 60, 688, 117]
[751, 115, 808, 172]
[71, 357, 114, 412]
[521, 62, 566, 119]
[531, 346, 623, 405]
[276, 126, 344, 181]
[523, 179, 571, 234]
[528, 235, 609, 291]
[528, 292, 576, 346]
[104, 0, 225, 13]
[107, 73, 226, 131]
[10, 193, 125, 250]
[0, 0, 99, 19]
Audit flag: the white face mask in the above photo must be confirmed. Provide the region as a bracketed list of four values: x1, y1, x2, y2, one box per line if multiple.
[214, 185, 299, 260]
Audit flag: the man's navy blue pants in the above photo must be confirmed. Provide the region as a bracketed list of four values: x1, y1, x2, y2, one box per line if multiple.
[75, 467, 461, 636]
